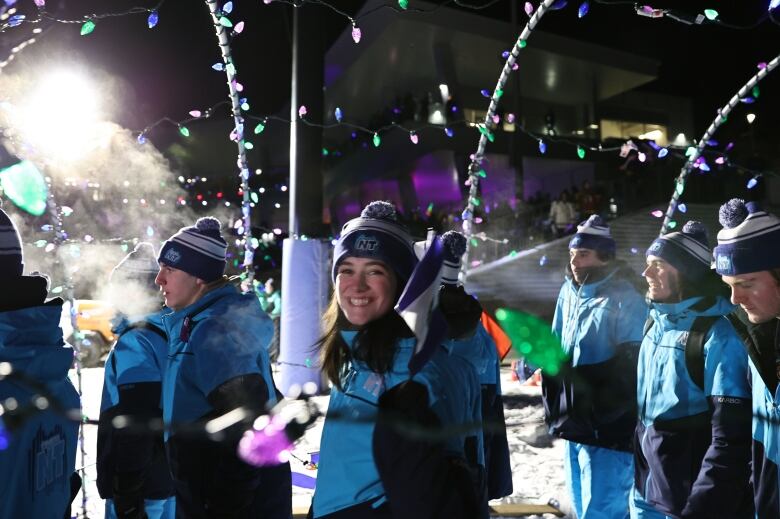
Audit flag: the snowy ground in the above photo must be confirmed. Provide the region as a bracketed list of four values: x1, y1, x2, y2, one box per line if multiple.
[69, 367, 567, 519]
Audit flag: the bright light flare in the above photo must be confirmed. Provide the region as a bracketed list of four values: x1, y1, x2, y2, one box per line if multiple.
[15, 69, 105, 161]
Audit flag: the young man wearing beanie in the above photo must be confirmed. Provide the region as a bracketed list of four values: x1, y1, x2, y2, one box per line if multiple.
[97, 242, 174, 519]
[632, 221, 752, 518]
[542, 214, 647, 519]
[155, 217, 291, 518]
[0, 206, 81, 517]
[714, 199, 780, 518]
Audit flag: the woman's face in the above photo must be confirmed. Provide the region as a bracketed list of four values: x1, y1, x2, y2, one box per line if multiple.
[335, 257, 398, 327]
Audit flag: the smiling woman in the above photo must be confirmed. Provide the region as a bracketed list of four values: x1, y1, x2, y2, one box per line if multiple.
[311, 201, 485, 519]
[335, 258, 397, 327]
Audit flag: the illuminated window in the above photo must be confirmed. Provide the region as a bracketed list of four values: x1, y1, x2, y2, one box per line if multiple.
[600, 120, 668, 146]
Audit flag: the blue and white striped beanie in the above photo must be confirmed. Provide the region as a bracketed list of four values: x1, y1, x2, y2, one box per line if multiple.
[714, 199, 780, 276]
[568, 215, 615, 256]
[332, 201, 417, 283]
[441, 230, 467, 286]
[112, 242, 159, 288]
[0, 207, 23, 279]
[647, 221, 711, 281]
[158, 217, 227, 282]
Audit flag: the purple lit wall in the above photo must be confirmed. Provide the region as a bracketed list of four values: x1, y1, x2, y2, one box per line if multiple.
[522, 157, 594, 199]
[328, 179, 403, 227]
[329, 187, 361, 227]
[410, 151, 462, 212]
[362, 178, 402, 208]
[480, 153, 518, 211]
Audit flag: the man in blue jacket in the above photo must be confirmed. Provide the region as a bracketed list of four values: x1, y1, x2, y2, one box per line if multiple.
[633, 221, 752, 518]
[714, 199, 780, 518]
[155, 216, 292, 518]
[542, 214, 647, 519]
[0, 206, 80, 518]
[97, 242, 174, 519]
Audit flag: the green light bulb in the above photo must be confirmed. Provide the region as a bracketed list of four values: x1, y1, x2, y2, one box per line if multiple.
[80, 20, 95, 35]
[477, 124, 494, 142]
[495, 308, 566, 375]
[470, 238, 479, 247]
[0, 160, 48, 216]
[398, 0, 409, 9]
[676, 182, 685, 196]
[179, 126, 190, 137]
[478, 170, 487, 178]
[668, 220, 677, 229]
[518, 40, 527, 49]
[703, 9, 718, 20]
[219, 16, 233, 28]
[254, 122, 265, 134]
[244, 141, 254, 150]
[322, 148, 329, 156]
[752, 85, 760, 99]
[250, 192, 259, 203]
[471, 197, 481, 206]
[373, 133, 381, 147]
[494, 89, 504, 98]
[577, 146, 586, 159]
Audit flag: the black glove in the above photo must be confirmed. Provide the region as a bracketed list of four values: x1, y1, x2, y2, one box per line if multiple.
[112, 471, 147, 519]
[438, 285, 483, 339]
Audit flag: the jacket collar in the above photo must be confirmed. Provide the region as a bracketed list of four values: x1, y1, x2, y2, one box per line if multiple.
[161, 284, 236, 342]
[567, 266, 619, 297]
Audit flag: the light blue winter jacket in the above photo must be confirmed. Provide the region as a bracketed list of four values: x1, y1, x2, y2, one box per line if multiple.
[0, 302, 80, 518]
[634, 296, 753, 518]
[161, 284, 277, 431]
[101, 310, 168, 412]
[637, 296, 751, 425]
[312, 332, 481, 517]
[543, 264, 647, 450]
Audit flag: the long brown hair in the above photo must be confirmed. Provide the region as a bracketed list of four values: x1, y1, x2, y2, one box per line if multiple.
[316, 291, 412, 391]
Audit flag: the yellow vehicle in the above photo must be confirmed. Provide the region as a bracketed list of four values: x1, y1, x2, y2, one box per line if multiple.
[64, 299, 116, 367]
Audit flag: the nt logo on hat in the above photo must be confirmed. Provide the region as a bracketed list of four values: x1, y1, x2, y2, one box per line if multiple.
[355, 234, 379, 252]
[164, 248, 182, 264]
[716, 254, 731, 273]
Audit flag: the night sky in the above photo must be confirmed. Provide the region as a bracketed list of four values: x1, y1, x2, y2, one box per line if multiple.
[3, 0, 777, 165]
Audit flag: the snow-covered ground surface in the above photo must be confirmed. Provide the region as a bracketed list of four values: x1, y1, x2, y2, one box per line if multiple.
[69, 367, 567, 518]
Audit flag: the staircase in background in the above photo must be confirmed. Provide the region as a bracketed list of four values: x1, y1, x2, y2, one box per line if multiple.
[465, 204, 721, 320]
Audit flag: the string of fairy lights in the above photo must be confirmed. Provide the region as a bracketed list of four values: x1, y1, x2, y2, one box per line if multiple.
[459, 0, 556, 277]
[0, 3, 779, 516]
[204, 0, 256, 282]
[659, 53, 780, 235]
[0, 0, 779, 429]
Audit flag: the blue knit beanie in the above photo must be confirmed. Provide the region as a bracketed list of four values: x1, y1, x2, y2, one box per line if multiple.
[647, 221, 711, 281]
[714, 199, 780, 276]
[158, 217, 227, 282]
[0, 206, 23, 279]
[112, 242, 160, 289]
[332, 201, 417, 283]
[568, 215, 616, 256]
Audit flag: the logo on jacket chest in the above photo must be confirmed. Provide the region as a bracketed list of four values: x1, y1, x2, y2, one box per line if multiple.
[29, 425, 67, 494]
[362, 373, 385, 397]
